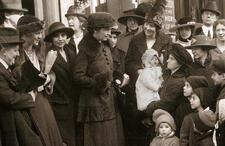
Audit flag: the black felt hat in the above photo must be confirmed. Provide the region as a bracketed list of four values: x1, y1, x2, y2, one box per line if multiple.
[201, 0, 221, 16]
[87, 12, 115, 28]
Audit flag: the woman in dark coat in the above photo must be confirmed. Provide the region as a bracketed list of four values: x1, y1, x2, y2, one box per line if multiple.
[14, 15, 64, 146]
[145, 43, 192, 141]
[124, 11, 172, 146]
[73, 12, 124, 146]
[187, 35, 217, 111]
[44, 22, 77, 146]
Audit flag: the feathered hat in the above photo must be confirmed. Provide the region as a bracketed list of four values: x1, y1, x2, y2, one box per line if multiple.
[136, 0, 167, 28]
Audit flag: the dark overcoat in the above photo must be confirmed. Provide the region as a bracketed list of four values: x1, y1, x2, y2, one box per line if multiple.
[12, 45, 64, 146]
[180, 113, 214, 146]
[0, 63, 45, 146]
[124, 31, 172, 146]
[73, 32, 116, 122]
[48, 44, 76, 146]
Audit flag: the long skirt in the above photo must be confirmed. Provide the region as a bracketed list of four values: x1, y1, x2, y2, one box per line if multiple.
[77, 113, 125, 146]
[29, 93, 64, 146]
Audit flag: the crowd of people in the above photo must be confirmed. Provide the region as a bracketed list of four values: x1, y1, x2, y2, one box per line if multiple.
[0, 0, 225, 146]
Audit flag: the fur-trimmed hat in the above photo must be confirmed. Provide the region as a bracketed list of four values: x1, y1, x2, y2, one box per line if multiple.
[169, 43, 193, 67]
[87, 12, 115, 28]
[17, 15, 44, 34]
[152, 109, 176, 133]
[186, 76, 209, 89]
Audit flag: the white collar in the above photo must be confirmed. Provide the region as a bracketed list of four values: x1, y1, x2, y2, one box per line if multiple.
[0, 57, 9, 69]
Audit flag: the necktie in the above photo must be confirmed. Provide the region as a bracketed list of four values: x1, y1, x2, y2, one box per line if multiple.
[208, 30, 212, 38]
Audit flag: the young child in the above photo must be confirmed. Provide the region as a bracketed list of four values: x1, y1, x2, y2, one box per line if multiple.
[135, 48, 163, 111]
[180, 88, 216, 146]
[150, 109, 179, 146]
[211, 57, 225, 146]
[175, 75, 209, 134]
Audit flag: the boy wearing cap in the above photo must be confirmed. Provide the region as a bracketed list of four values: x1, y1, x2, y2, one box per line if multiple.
[0, 27, 38, 145]
[211, 57, 225, 146]
[150, 109, 179, 146]
[180, 88, 216, 146]
[195, 0, 220, 38]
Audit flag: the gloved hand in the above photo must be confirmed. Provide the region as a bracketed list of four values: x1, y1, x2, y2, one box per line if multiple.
[94, 71, 111, 94]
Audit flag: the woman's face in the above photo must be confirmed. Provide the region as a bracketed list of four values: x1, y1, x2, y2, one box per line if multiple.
[93, 27, 111, 41]
[143, 22, 156, 38]
[189, 93, 201, 110]
[192, 47, 207, 60]
[215, 23, 225, 41]
[167, 54, 181, 71]
[22, 30, 43, 46]
[183, 81, 193, 97]
[108, 33, 118, 48]
[179, 27, 192, 40]
[52, 32, 68, 49]
[67, 15, 82, 31]
[211, 71, 224, 85]
[126, 17, 139, 32]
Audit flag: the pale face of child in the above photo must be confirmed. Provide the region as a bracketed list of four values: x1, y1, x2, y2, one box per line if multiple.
[183, 81, 193, 97]
[189, 93, 201, 110]
[108, 33, 118, 48]
[158, 122, 172, 137]
[211, 71, 224, 85]
[144, 55, 159, 67]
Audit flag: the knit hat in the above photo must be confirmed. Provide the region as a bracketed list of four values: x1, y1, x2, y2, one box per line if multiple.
[211, 56, 225, 74]
[152, 109, 176, 133]
[192, 109, 217, 132]
[87, 12, 115, 28]
[17, 15, 44, 34]
[169, 43, 193, 67]
[141, 48, 159, 64]
[186, 76, 209, 89]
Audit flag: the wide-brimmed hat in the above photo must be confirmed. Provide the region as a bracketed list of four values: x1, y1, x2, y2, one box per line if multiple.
[44, 22, 74, 42]
[186, 35, 216, 49]
[118, 9, 145, 25]
[0, 27, 24, 44]
[87, 12, 115, 28]
[169, 17, 202, 31]
[201, 0, 221, 16]
[17, 15, 44, 34]
[65, 5, 87, 20]
[0, 0, 28, 12]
